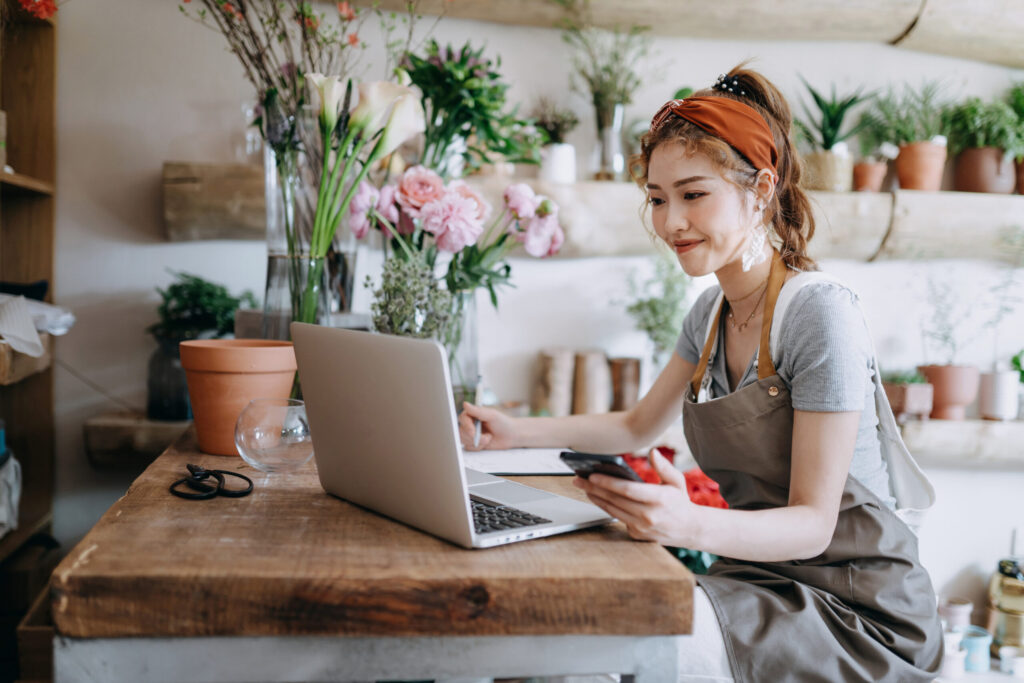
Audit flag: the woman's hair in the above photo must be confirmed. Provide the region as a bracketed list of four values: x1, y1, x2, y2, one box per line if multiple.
[630, 63, 817, 271]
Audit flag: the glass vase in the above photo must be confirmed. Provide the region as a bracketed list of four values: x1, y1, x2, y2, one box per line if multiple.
[445, 291, 480, 411]
[264, 254, 331, 331]
[593, 102, 625, 181]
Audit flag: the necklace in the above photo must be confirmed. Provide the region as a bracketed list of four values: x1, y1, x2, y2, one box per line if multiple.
[727, 282, 767, 332]
[728, 275, 769, 304]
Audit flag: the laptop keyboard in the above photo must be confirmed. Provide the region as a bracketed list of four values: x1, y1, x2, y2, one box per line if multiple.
[470, 498, 552, 534]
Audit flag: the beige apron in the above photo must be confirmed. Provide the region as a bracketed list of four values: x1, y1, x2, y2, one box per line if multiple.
[683, 253, 944, 682]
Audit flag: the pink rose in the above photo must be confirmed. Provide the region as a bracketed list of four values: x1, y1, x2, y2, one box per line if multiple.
[396, 165, 445, 218]
[522, 213, 563, 258]
[348, 180, 380, 240]
[420, 191, 484, 254]
[503, 182, 540, 220]
[376, 184, 400, 226]
[448, 180, 492, 223]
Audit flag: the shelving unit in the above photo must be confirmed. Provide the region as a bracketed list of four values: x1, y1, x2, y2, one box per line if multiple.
[0, 0, 57, 567]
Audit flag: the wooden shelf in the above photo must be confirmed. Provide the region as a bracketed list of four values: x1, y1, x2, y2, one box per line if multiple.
[0, 511, 52, 567]
[0, 171, 54, 197]
[901, 419, 1024, 470]
[361, 0, 1024, 69]
[84, 412, 191, 469]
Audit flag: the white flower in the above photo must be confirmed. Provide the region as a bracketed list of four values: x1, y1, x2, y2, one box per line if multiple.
[377, 94, 426, 158]
[306, 73, 346, 132]
[350, 80, 415, 135]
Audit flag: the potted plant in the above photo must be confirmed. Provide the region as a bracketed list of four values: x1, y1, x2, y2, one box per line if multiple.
[533, 97, 580, 184]
[1007, 82, 1024, 194]
[146, 272, 257, 422]
[945, 97, 1021, 194]
[556, 0, 650, 181]
[871, 82, 950, 191]
[978, 235, 1024, 420]
[881, 371, 933, 423]
[853, 111, 898, 192]
[625, 252, 691, 382]
[794, 79, 871, 192]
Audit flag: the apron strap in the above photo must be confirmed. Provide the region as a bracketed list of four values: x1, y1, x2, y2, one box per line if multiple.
[689, 250, 786, 398]
[757, 251, 788, 380]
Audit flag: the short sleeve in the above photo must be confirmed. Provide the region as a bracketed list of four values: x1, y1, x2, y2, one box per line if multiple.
[675, 287, 722, 365]
[776, 282, 875, 413]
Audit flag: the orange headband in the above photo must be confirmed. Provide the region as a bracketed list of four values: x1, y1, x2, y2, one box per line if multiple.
[650, 96, 778, 175]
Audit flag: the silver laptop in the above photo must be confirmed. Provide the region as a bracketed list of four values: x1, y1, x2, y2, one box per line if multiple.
[291, 322, 612, 549]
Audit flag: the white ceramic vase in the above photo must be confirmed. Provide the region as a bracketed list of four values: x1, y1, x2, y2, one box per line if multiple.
[539, 143, 577, 184]
[979, 370, 1020, 420]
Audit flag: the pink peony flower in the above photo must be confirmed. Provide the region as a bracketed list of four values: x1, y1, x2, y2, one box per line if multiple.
[420, 191, 484, 253]
[503, 182, 540, 220]
[522, 213, 564, 258]
[396, 165, 445, 218]
[448, 180, 492, 223]
[376, 184, 400, 226]
[348, 180, 380, 239]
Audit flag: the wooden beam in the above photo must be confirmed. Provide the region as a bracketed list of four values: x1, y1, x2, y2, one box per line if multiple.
[896, 0, 1024, 69]
[161, 162, 265, 242]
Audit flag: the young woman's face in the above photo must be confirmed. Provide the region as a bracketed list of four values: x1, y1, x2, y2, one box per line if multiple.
[646, 142, 760, 277]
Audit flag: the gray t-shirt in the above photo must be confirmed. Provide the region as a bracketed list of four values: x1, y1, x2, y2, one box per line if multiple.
[675, 280, 896, 509]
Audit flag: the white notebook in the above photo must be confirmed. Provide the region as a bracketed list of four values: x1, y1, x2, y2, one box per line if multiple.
[463, 448, 574, 476]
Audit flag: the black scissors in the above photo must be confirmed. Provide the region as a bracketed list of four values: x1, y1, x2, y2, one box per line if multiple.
[169, 463, 253, 500]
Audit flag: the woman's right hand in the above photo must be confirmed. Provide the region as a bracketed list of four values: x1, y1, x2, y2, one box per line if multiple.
[458, 402, 517, 451]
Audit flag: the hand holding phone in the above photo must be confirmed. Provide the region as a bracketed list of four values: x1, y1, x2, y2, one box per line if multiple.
[559, 451, 644, 482]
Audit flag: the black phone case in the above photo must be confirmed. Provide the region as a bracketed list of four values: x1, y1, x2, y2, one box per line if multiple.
[559, 451, 644, 482]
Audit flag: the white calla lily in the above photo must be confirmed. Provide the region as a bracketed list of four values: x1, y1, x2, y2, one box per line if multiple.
[376, 93, 426, 158]
[306, 72, 346, 132]
[349, 80, 415, 135]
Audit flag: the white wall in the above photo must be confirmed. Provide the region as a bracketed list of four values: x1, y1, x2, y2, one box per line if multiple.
[54, 0, 1024, 621]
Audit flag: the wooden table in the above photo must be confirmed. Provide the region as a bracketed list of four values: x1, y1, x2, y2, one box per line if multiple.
[50, 430, 694, 682]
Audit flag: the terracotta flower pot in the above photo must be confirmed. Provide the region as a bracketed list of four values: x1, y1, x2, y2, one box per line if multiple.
[853, 161, 888, 192]
[180, 340, 297, 456]
[896, 142, 947, 191]
[802, 150, 853, 192]
[953, 147, 1016, 194]
[917, 364, 980, 420]
[1016, 158, 1024, 195]
[882, 381, 933, 421]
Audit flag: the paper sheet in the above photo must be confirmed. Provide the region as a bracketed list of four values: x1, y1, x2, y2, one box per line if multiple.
[0, 296, 43, 357]
[463, 448, 574, 475]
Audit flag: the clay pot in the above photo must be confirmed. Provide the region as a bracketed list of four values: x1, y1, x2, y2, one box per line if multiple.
[802, 150, 853, 192]
[1016, 158, 1024, 195]
[917, 364, 980, 420]
[953, 147, 1016, 193]
[882, 382, 933, 421]
[853, 161, 888, 192]
[180, 340, 297, 455]
[896, 142, 947, 191]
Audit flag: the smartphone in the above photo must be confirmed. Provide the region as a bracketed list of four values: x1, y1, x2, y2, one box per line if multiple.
[559, 451, 644, 482]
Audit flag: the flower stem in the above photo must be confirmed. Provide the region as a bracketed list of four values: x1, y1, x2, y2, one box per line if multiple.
[372, 210, 417, 261]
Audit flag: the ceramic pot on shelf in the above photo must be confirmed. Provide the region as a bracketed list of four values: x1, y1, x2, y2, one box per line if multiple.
[953, 147, 1016, 194]
[882, 381, 933, 422]
[918, 364, 980, 420]
[896, 141, 947, 191]
[852, 160, 888, 192]
[180, 340, 297, 456]
[978, 370, 1021, 421]
[539, 143, 577, 184]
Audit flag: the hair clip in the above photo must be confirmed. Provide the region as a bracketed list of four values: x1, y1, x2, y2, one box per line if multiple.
[714, 73, 746, 96]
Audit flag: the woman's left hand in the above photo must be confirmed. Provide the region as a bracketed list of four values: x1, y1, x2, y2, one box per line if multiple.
[573, 449, 696, 546]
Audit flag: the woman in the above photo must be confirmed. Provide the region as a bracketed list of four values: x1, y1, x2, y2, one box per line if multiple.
[458, 65, 944, 682]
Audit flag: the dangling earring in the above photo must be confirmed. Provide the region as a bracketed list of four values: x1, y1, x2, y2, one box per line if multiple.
[741, 204, 769, 272]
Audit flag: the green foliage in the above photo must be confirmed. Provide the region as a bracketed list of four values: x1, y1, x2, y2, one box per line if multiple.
[944, 97, 1023, 157]
[794, 78, 871, 151]
[1013, 350, 1024, 383]
[147, 272, 256, 343]
[855, 109, 890, 160]
[868, 81, 951, 146]
[403, 40, 542, 177]
[555, 0, 650, 120]
[672, 87, 694, 100]
[1007, 82, 1024, 119]
[368, 256, 454, 339]
[667, 546, 717, 575]
[532, 97, 580, 145]
[881, 370, 927, 384]
[625, 254, 691, 364]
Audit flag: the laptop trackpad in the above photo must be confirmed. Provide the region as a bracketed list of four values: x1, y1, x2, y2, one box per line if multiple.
[470, 481, 556, 506]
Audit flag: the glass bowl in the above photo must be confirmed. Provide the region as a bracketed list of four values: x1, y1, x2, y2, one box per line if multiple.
[234, 398, 314, 473]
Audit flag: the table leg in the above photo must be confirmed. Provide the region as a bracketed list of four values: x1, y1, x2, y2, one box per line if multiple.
[55, 634, 680, 682]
